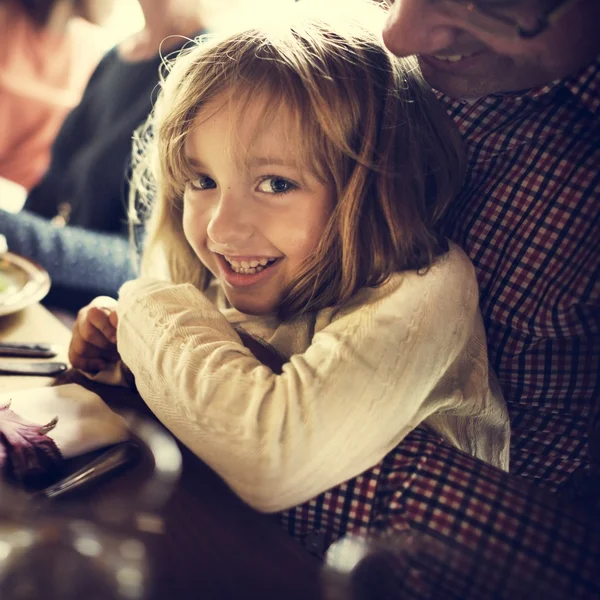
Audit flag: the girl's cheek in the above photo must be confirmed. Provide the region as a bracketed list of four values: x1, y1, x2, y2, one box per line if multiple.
[181, 211, 201, 249]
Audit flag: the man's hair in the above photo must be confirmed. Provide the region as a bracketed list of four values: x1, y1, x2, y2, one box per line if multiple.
[131, 0, 465, 319]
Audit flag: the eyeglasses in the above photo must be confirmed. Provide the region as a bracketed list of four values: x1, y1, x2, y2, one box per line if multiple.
[386, 0, 584, 39]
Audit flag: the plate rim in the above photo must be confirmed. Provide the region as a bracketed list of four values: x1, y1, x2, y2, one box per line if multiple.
[0, 252, 51, 317]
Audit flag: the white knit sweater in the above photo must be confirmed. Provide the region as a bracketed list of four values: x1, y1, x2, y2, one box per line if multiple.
[110, 243, 509, 513]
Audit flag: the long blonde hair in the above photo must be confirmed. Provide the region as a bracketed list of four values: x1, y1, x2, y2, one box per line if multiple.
[131, 0, 465, 319]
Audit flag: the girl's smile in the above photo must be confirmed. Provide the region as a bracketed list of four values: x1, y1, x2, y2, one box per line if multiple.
[221, 254, 279, 275]
[215, 253, 281, 288]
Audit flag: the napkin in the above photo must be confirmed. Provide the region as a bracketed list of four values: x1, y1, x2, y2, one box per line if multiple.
[0, 383, 129, 482]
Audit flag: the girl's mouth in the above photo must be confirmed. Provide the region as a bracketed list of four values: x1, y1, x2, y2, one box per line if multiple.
[222, 255, 278, 275]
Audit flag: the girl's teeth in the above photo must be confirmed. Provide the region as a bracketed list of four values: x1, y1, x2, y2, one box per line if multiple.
[223, 256, 277, 275]
[230, 265, 265, 274]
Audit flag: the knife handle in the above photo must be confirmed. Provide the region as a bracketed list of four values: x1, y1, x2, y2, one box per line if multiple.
[0, 361, 68, 376]
[40, 442, 139, 499]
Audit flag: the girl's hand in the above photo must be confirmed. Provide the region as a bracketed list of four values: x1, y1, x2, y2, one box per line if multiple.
[69, 296, 120, 372]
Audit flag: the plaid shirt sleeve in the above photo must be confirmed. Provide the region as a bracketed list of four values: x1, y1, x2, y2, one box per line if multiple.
[283, 427, 600, 599]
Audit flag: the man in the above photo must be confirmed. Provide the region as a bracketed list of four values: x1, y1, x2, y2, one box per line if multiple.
[383, 0, 599, 492]
[333, 1, 599, 597]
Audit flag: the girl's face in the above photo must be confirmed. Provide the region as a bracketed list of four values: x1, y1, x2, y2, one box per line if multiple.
[182, 96, 334, 316]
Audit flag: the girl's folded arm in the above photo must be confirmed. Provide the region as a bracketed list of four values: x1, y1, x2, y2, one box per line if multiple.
[116, 260, 479, 512]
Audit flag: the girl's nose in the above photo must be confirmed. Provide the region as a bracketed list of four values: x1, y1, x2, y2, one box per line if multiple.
[206, 190, 254, 248]
[382, 1, 458, 57]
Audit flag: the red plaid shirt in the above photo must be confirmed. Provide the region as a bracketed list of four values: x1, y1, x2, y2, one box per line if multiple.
[279, 59, 600, 598]
[439, 57, 600, 488]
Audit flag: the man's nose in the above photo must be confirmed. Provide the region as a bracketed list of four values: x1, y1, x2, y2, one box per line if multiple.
[206, 190, 254, 248]
[382, 1, 457, 57]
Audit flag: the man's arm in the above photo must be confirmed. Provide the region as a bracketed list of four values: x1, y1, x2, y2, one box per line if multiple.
[0, 208, 136, 297]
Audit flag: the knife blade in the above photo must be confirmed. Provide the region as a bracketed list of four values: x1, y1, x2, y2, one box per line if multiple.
[38, 442, 140, 499]
[0, 342, 59, 358]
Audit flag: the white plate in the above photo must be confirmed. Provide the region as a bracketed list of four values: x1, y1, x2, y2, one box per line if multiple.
[0, 252, 51, 317]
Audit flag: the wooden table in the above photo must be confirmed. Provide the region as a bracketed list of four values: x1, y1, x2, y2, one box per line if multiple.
[0, 305, 322, 599]
[0, 303, 73, 393]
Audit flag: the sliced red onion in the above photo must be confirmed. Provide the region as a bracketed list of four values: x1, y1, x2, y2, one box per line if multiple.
[0, 401, 63, 482]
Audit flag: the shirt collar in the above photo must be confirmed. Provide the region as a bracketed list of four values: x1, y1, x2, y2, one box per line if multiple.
[560, 55, 600, 116]
[436, 55, 600, 116]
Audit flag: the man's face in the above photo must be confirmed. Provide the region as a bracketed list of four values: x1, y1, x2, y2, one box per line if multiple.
[382, 0, 600, 99]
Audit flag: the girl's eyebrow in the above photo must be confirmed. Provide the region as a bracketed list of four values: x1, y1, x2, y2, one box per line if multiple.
[186, 155, 298, 170]
[248, 156, 299, 169]
[186, 156, 208, 169]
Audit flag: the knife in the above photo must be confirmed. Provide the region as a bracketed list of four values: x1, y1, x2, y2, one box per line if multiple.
[0, 342, 59, 358]
[0, 361, 68, 376]
[37, 442, 140, 499]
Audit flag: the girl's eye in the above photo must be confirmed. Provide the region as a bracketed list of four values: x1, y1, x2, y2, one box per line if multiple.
[188, 175, 216, 191]
[257, 177, 296, 194]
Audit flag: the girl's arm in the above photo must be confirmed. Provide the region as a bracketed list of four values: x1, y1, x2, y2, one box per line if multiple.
[116, 246, 508, 513]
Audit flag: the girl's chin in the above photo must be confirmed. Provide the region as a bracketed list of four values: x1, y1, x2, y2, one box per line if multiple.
[222, 290, 278, 317]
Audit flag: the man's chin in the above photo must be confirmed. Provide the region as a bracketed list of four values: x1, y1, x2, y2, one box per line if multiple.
[417, 54, 548, 99]
[418, 57, 496, 99]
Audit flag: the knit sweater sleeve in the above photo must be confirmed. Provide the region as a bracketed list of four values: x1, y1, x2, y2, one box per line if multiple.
[0, 208, 135, 296]
[115, 245, 508, 513]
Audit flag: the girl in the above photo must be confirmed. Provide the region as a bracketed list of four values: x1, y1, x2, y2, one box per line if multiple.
[69, 0, 509, 550]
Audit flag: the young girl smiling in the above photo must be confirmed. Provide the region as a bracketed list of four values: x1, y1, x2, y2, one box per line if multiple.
[70, 0, 509, 549]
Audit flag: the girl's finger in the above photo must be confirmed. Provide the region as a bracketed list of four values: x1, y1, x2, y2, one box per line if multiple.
[78, 316, 113, 349]
[69, 329, 117, 367]
[87, 307, 118, 343]
[108, 310, 119, 329]
[70, 355, 107, 372]
[69, 331, 106, 361]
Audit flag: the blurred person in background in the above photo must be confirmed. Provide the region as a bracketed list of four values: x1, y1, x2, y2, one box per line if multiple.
[0, 0, 226, 313]
[0, 0, 113, 190]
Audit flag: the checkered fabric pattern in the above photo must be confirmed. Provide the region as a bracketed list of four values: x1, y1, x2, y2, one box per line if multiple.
[281, 428, 600, 598]
[439, 58, 600, 488]
[279, 60, 599, 597]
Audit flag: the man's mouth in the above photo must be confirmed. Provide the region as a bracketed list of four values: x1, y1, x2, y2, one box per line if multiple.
[222, 255, 278, 275]
[432, 54, 466, 63]
[429, 52, 480, 63]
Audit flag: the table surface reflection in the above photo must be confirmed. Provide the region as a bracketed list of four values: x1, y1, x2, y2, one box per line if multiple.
[0, 305, 321, 600]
